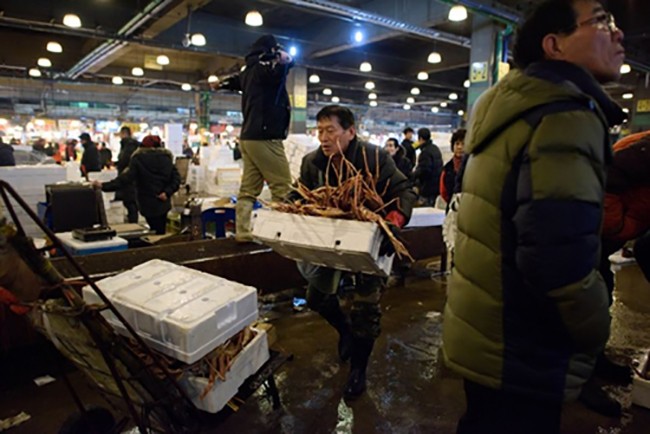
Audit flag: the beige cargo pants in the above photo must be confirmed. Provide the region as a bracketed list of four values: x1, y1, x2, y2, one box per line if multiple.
[235, 139, 292, 241]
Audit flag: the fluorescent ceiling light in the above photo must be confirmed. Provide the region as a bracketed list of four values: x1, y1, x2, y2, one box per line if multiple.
[368, 92, 377, 100]
[417, 72, 429, 81]
[63, 14, 82, 28]
[182, 83, 192, 91]
[323, 88, 332, 95]
[191, 33, 206, 47]
[365, 81, 375, 90]
[464, 79, 470, 88]
[431, 107, 439, 113]
[427, 52, 442, 64]
[440, 102, 448, 107]
[156, 55, 170, 66]
[309, 74, 320, 84]
[331, 96, 340, 103]
[622, 93, 634, 100]
[354, 31, 364, 43]
[369, 101, 377, 107]
[208, 75, 219, 84]
[622, 108, 630, 113]
[37, 58, 52, 68]
[449, 92, 459, 100]
[245, 11, 263, 27]
[620, 64, 631, 74]
[403, 104, 411, 110]
[47, 42, 63, 53]
[29, 68, 41, 78]
[131, 67, 144, 76]
[411, 87, 420, 95]
[448, 6, 468, 22]
[112, 76, 124, 85]
[360, 62, 372, 72]
[406, 97, 415, 104]
[289, 46, 298, 57]
[458, 110, 465, 116]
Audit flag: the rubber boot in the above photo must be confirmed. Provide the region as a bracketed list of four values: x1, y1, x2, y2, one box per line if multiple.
[317, 297, 353, 362]
[344, 338, 374, 399]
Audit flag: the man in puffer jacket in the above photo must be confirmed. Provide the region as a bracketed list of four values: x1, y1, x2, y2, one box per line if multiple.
[442, 1, 626, 433]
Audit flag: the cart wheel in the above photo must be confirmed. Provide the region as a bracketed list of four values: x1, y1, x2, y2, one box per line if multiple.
[58, 406, 116, 434]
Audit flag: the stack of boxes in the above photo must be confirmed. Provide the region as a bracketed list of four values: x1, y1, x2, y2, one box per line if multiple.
[0, 165, 67, 237]
[283, 134, 318, 180]
[82, 259, 269, 413]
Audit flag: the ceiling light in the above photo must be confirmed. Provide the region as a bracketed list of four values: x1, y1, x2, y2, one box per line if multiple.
[309, 74, 320, 84]
[464, 79, 470, 88]
[289, 46, 298, 57]
[620, 64, 631, 74]
[191, 33, 206, 47]
[406, 97, 415, 104]
[63, 14, 82, 28]
[360, 62, 372, 72]
[369, 100, 378, 107]
[622, 93, 634, 100]
[427, 52, 442, 64]
[156, 55, 170, 66]
[365, 81, 375, 90]
[331, 96, 340, 103]
[431, 107, 439, 113]
[440, 102, 448, 107]
[37, 58, 52, 68]
[411, 87, 420, 95]
[323, 88, 332, 95]
[131, 67, 144, 76]
[403, 104, 411, 110]
[245, 10, 263, 27]
[458, 110, 465, 116]
[28, 68, 41, 78]
[368, 92, 377, 100]
[417, 72, 429, 81]
[182, 83, 192, 91]
[449, 92, 459, 100]
[354, 30, 364, 43]
[448, 5, 468, 22]
[47, 41, 63, 53]
[208, 75, 219, 84]
[622, 108, 630, 113]
[112, 76, 124, 85]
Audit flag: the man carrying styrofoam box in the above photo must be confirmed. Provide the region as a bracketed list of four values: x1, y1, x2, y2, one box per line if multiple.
[280, 105, 416, 399]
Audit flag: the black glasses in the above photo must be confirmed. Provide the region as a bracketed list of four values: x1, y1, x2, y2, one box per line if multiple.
[576, 12, 618, 33]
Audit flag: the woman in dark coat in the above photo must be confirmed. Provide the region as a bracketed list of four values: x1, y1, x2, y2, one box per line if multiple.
[384, 138, 413, 177]
[439, 129, 466, 209]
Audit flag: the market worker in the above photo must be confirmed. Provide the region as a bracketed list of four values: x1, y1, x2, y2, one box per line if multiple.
[439, 128, 465, 209]
[115, 126, 140, 223]
[93, 135, 180, 235]
[411, 127, 443, 206]
[442, 0, 626, 433]
[293, 105, 416, 398]
[384, 137, 413, 177]
[79, 133, 101, 178]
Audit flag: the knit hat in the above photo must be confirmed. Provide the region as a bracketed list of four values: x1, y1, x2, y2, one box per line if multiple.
[251, 34, 279, 52]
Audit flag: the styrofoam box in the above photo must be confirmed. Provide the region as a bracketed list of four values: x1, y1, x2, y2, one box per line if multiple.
[251, 209, 394, 276]
[182, 327, 269, 413]
[82, 259, 258, 364]
[632, 352, 650, 409]
[58, 232, 128, 255]
[405, 207, 446, 228]
[215, 166, 242, 185]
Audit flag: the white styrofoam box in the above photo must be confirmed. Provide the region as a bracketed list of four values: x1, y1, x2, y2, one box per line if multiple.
[66, 162, 82, 182]
[251, 209, 394, 276]
[58, 232, 128, 255]
[405, 207, 446, 228]
[183, 328, 269, 413]
[215, 166, 242, 185]
[88, 170, 118, 183]
[632, 352, 650, 409]
[82, 259, 259, 363]
[609, 250, 636, 273]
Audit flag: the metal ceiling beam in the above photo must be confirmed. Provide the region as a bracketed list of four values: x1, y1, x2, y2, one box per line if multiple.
[275, 0, 471, 48]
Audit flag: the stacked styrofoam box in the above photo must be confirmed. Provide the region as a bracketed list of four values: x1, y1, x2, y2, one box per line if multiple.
[81, 259, 259, 364]
[187, 165, 205, 194]
[0, 165, 67, 237]
[283, 134, 318, 180]
[405, 207, 447, 228]
[65, 162, 82, 182]
[633, 352, 650, 409]
[251, 209, 394, 276]
[182, 328, 270, 413]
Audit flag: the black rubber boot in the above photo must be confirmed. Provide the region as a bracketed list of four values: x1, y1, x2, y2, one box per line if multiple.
[344, 338, 374, 399]
[316, 297, 352, 362]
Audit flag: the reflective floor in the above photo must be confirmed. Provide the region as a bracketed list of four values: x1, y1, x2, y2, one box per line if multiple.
[2, 265, 650, 433]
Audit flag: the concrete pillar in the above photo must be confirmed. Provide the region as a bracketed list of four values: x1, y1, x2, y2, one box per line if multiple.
[286, 66, 308, 134]
[467, 16, 502, 113]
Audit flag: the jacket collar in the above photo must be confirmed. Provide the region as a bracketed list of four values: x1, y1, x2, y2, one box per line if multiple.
[525, 60, 626, 127]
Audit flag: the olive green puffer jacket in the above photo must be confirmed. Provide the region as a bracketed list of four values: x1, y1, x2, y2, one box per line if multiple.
[443, 62, 624, 402]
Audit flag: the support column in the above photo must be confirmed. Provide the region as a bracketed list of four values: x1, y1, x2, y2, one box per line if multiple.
[467, 16, 503, 113]
[286, 66, 307, 134]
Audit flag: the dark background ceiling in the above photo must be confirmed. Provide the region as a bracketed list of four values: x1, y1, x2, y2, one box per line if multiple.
[0, 0, 648, 116]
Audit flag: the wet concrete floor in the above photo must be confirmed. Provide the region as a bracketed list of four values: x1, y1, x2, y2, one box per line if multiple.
[2, 265, 650, 433]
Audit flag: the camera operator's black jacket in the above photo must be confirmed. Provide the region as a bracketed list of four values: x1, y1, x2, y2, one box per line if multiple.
[239, 49, 294, 141]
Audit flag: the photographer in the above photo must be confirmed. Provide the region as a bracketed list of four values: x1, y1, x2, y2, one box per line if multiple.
[231, 34, 295, 242]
